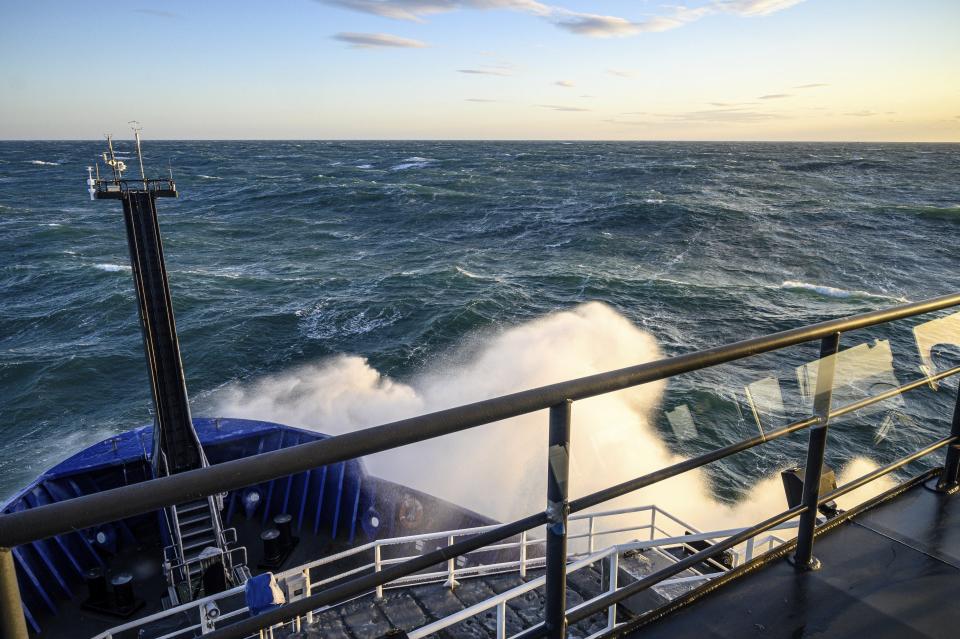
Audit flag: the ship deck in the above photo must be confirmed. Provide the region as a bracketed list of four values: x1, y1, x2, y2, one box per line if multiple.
[627, 475, 960, 639]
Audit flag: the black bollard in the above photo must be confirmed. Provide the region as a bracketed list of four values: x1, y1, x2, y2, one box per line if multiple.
[273, 513, 293, 549]
[261, 528, 281, 564]
[84, 567, 108, 606]
[111, 572, 134, 610]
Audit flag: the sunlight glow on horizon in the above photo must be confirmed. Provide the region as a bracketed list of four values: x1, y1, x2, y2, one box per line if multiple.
[1, 0, 958, 141]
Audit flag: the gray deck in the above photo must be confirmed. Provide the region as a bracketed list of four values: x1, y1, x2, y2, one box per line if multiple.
[628, 480, 960, 639]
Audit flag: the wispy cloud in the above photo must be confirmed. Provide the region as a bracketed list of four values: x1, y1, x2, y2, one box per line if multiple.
[842, 110, 878, 117]
[537, 104, 591, 112]
[607, 68, 635, 78]
[320, 0, 807, 38]
[332, 32, 428, 48]
[134, 8, 181, 19]
[758, 93, 792, 100]
[459, 68, 511, 76]
[465, 97, 500, 102]
[794, 83, 828, 89]
[668, 108, 785, 123]
[554, 79, 575, 87]
[613, 105, 787, 124]
[709, 101, 755, 107]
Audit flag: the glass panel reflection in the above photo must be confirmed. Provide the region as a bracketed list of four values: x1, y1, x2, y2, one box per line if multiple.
[913, 310, 960, 389]
[744, 376, 786, 435]
[665, 404, 698, 441]
[795, 339, 903, 419]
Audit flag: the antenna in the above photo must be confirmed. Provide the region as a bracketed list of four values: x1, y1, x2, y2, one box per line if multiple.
[129, 120, 147, 187]
[103, 134, 128, 180]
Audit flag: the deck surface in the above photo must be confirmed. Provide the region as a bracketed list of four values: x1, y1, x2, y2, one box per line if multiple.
[630, 481, 960, 639]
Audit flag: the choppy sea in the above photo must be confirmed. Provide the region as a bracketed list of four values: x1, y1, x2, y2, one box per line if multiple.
[2, 141, 959, 508]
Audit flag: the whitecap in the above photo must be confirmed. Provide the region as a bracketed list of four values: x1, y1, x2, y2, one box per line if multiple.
[455, 265, 484, 279]
[645, 198, 665, 204]
[197, 174, 222, 180]
[780, 280, 907, 303]
[391, 157, 435, 171]
[28, 160, 59, 166]
[94, 263, 131, 272]
[356, 164, 373, 169]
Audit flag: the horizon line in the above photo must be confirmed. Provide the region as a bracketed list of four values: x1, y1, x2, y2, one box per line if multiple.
[2, 138, 959, 144]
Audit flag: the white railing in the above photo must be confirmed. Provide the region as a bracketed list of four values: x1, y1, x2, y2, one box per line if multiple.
[94, 505, 795, 639]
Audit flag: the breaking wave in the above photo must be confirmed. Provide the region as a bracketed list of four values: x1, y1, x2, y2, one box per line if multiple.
[214, 303, 890, 533]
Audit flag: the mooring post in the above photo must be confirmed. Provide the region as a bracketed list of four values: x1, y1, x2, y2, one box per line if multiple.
[545, 400, 571, 639]
[0, 547, 28, 639]
[937, 381, 960, 491]
[793, 332, 840, 570]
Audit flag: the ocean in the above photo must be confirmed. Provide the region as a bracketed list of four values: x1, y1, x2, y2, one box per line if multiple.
[1, 140, 959, 520]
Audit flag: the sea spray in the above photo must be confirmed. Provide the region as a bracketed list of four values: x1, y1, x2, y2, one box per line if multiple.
[214, 303, 892, 537]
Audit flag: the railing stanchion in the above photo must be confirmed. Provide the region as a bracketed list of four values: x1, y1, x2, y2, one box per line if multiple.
[444, 535, 459, 590]
[303, 568, 314, 623]
[606, 551, 618, 631]
[650, 507, 657, 540]
[587, 516, 595, 554]
[545, 400, 572, 639]
[792, 332, 840, 571]
[0, 547, 28, 639]
[496, 601, 507, 639]
[374, 544, 384, 599]
[936, 382, 960, 491]
[519, 531, 527, 578]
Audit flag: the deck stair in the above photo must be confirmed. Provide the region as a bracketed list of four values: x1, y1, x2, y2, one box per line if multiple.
[97, 504, 794, 639]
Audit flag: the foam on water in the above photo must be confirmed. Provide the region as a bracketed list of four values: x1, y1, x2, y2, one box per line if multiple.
[781, 280, 908, 303]
[215, 303, 891, 531]
[93, 263, 131, 272]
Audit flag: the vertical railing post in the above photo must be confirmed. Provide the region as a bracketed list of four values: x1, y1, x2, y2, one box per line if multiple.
[519, 531, 527, 578]
[496, 601, 507, 639]
[936, 382, 960, 492]
[0, 547, 28, 639]
[374, 544, 384, 600]
[303, 568, 314, 623]
[545, 399, 572, 639]
[606, 551, 619, 631]
[792, 332, 840, 571]
[587, 516, 595, 554]
[444, 535, 459, 590]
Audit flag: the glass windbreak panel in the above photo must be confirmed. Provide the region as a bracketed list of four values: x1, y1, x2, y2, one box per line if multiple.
[665, 404, 698, 441]
[914, 310, 960, 388]
[744, 376, 787, 436]
[795, 339, 904, 423]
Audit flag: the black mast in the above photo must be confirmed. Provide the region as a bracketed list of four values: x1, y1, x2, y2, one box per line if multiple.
[93, 129, 203, 476]
[90, 128, 244, 602]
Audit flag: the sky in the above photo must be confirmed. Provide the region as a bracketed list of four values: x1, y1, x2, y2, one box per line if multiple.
[1, 0, 958, 141]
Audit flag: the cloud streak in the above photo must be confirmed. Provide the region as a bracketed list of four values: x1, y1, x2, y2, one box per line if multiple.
[537, 104, 591, 112]
[758, 93, 792, 99]
[332, 31, 428, 48]
[459, 68, 511, 76]
[554, 79, 574, 87]
[320, 0, 807, 38]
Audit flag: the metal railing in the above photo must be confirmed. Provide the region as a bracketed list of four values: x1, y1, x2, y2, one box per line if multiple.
[1, 292, 959, 639]
[94, 504, 796, 639]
